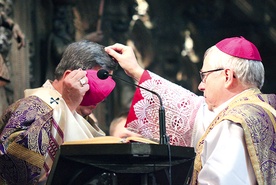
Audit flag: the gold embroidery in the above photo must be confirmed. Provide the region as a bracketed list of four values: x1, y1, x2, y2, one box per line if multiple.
[7, 142, 44, 168]
[192, 88, 275, 185]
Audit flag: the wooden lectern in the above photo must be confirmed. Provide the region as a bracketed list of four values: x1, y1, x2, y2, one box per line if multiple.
[46, 143, 195, 185]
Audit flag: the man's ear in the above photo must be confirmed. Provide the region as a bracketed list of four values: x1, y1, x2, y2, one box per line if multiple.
[224, 69, 236, 88]
[62, 70, 72, 78]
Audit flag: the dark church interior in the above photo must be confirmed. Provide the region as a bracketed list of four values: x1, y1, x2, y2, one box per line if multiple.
[0, 0, 275, 184]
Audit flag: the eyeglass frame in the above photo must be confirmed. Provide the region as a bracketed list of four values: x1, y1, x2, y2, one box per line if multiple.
[199, 68, 224, 83]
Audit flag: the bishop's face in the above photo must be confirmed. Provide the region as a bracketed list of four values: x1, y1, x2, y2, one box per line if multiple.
[198, 54, 225, 111]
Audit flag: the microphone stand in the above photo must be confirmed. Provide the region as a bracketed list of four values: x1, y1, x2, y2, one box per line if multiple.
[109, 74, 168, 145]
[159, 105, 167, 145]
[97, 69, 172, 185]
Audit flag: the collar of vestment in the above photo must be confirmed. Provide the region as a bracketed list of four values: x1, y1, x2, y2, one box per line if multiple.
[24, 80, 62, 109]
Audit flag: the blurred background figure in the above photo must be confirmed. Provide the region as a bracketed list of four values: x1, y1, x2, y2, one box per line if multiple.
[0, 0, 25, 115]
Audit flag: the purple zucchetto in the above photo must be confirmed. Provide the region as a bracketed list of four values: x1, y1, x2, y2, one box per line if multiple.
[215, 36, 262, 61]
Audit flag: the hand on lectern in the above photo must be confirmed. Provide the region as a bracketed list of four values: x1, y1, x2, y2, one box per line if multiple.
[112, 126, 142, 138]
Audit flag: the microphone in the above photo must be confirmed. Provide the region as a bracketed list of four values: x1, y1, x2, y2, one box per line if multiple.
[97, 69, 168, 145]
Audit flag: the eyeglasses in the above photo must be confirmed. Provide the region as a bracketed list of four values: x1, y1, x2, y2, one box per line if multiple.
[199, 68, 224, 83]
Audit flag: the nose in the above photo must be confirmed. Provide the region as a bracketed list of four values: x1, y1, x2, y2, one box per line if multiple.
[198, 81, 205, 92]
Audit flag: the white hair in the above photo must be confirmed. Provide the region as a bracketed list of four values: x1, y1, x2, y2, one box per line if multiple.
[204, 46, 265, 89]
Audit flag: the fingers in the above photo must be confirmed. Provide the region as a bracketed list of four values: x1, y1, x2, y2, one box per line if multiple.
[12, 24, 26, 49]
[125, 129, 142, 137]
[79, 78, 86, 87]
[105, 43, 125, 50]
[71, 70, 89, 90]
[18, 35, 26, 49]
[105, 45, 124, 60]
[114, 128, 142, 138]
[17, 37, 25, 49]
[105, 43, 144, 81]
[62, 69, 89, 112]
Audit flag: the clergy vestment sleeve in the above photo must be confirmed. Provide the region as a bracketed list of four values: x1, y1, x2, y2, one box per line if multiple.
[126, 70, 204, 146]
[0, 96, 54, 184]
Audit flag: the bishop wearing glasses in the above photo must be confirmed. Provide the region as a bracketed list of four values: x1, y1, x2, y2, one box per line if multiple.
[105, 36, 276, 185]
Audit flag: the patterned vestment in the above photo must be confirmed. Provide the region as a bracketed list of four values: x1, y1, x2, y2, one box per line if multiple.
[126, 70, 276, 184]
[0, 80, 105, 185]
[0, 96, 54, 184]
[126, 70, 204, 146]
[192, 89, 276, 185]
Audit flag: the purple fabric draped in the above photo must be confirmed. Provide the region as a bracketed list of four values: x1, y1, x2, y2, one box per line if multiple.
[0, 96, 54, 185]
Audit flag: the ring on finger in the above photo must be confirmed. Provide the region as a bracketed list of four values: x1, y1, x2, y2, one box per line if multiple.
[79, 78, 86, 87]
